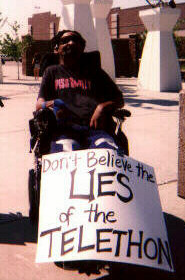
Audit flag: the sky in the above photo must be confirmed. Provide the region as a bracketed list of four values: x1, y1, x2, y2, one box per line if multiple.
[0, 0, 185, 37]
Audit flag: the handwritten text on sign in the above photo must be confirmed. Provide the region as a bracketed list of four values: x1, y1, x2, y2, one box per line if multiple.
[36, 149, 173, 272]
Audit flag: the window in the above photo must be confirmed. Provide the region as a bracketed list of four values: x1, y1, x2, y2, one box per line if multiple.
[50, 22, 56, 39]
[110, 13, 119, 38]
[28, 25, 33, 36]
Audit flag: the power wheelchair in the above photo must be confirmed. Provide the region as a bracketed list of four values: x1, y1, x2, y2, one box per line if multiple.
[28, 51, 131, 224]
[28, 107, 131, 224]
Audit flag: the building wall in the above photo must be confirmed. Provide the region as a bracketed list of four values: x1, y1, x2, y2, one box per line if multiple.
[177, 3, 185, 31]
[28, 12, 60, 41]
[24, 5, 184, 77]
[112, 36, 140, 77]
[23, 12, 60, 76]
[107, 3, 185, 77]
[108, 3, 185, 38]
[108, 6, 147, 38]
[22, 40, 52, 76]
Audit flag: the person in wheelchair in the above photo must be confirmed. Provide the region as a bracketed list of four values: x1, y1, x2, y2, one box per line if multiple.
[36, 30, 125, 154]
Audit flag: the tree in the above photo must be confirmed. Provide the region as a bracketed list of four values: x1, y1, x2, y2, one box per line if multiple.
[0, 21, 33, 80]
[173, 18, 185, 59]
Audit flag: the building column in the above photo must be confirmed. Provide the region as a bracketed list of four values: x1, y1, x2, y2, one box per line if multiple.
[178, 90, 185, 198]
[138, 7, 181, 92]
[90, 0, 115, 80]
[60, 0, 98, 51]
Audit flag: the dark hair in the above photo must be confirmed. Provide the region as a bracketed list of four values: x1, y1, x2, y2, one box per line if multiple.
[51, 30, 86, 50]
[34, 52, 41, 60]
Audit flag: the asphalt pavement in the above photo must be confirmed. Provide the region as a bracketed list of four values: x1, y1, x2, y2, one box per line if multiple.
[0, 61, 184, 280]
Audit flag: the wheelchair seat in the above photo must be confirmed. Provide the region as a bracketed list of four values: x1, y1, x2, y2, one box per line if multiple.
[29, 107, 130, 156]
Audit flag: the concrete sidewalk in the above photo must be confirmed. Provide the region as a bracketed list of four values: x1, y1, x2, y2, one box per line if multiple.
[0, 62, 184, 280]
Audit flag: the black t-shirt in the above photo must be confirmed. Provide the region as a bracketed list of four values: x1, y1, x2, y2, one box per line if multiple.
[38, 64, 123, 126]
[33, 57, 40, 65]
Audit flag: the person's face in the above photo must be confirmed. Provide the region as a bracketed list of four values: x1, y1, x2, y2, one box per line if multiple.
[58, 32, 84, 60]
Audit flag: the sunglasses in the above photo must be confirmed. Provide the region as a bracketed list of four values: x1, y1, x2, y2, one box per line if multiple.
[59, 35, 81, 45]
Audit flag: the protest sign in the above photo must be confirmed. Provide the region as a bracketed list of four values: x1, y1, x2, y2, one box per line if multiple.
[36, 148, 173, 272]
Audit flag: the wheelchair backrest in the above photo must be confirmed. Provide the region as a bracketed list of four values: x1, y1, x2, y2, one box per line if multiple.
[40, 51, 101, 76]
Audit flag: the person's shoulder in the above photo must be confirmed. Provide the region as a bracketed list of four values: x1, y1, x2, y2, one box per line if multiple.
[43, 64, 67, 78]
[45, 64, 62, 72]
[92, 67, 111, 80]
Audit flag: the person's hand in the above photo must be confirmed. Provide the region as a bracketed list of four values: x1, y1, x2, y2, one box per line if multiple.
[90, 104, 106, 129]
[53, 99, 71, 121]
[54, 99, 65, 108]
[53, 99, 66, 118]
[55, 107, 70, 120]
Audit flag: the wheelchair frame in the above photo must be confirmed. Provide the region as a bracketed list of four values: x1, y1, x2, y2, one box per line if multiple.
[28, 108, 131, 224]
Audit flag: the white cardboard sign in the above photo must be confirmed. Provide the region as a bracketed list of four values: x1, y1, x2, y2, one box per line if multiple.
[36, 149, 173, 272]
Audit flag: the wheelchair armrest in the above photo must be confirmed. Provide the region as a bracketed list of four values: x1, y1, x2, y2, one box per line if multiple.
[112, 109, 131, 120]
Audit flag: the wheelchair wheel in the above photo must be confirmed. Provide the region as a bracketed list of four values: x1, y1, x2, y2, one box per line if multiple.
[114, 128, 129, 156]
[28, 169, 40, 224]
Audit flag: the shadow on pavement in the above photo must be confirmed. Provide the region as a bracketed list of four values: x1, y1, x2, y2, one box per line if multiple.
[0, 212, 37, 245]
[164, 213, 185, 280]
[118, 84, 136, 88]
[0, 213, 184, 280]
[55, 260, 175, 280]
[103, 213, 184, 280]
[2, 82, 40, 86]
[124, 95, 179, 108]
[0, 96, 10, 100]
[54, 213, 184, 280]
[118, 85, 136, 94]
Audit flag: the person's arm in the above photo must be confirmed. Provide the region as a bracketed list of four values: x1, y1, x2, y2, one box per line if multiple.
[35, 67, 55, 111]
[36, 98, 54, 111]
[90, 69, 124, 129]
[90, 99, 123, 129]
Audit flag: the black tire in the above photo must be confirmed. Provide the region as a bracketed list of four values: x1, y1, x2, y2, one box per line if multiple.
[28, 169, 39, 224]
[114, 128, 129, 156]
